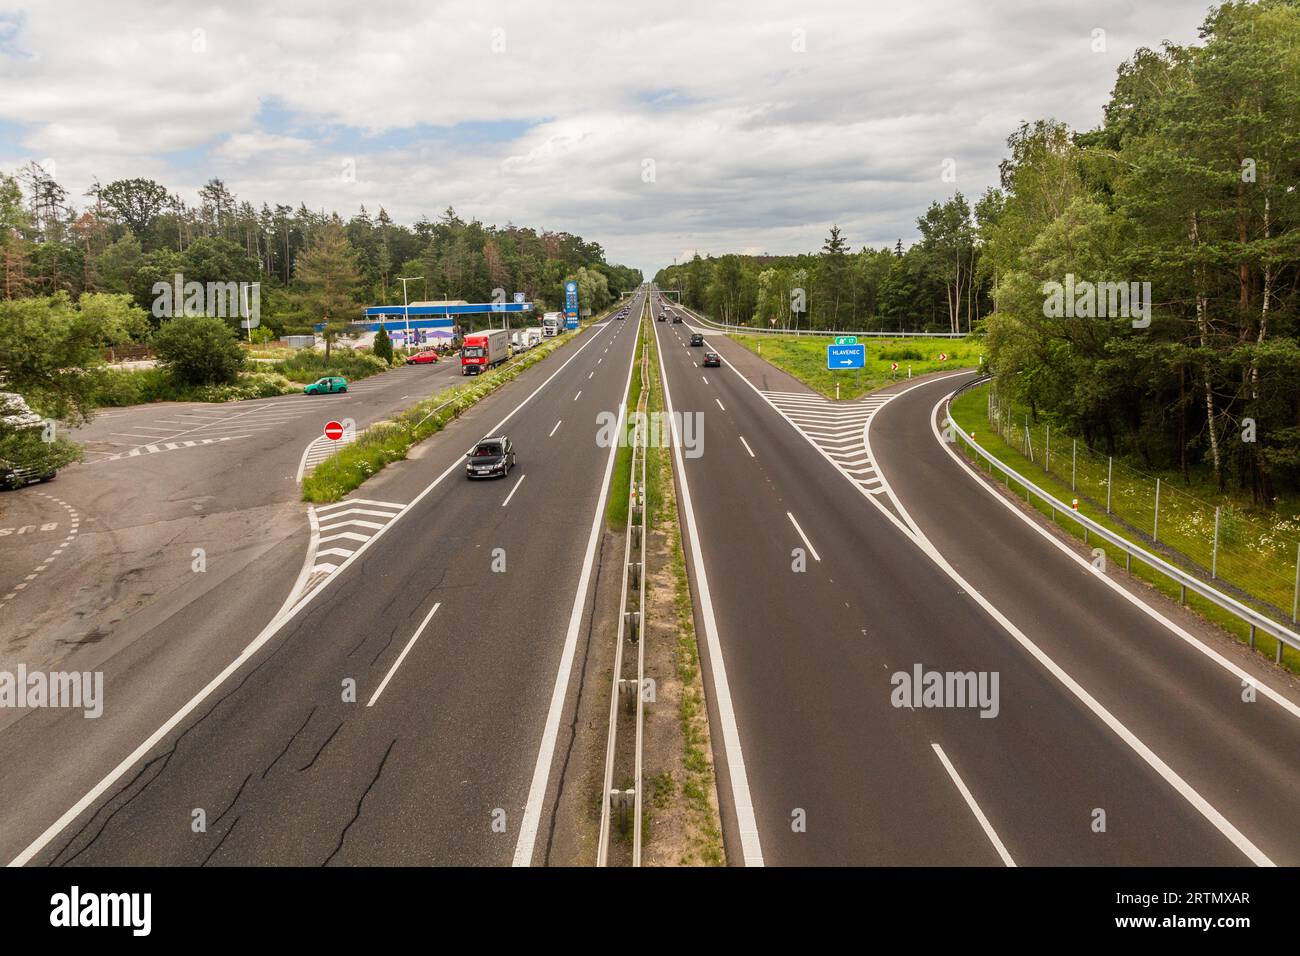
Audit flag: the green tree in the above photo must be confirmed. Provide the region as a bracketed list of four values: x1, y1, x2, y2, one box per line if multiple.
[294, 223, 363, 359]
[151, 315, 246, 387]
[373, 325, 393, 364]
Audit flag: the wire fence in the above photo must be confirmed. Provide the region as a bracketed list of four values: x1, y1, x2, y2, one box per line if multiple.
[985, 389, 1300, 624]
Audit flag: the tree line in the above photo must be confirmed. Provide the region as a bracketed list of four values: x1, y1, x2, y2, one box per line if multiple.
[655, 0, 1300, 504]
[0, 168, 642, 340]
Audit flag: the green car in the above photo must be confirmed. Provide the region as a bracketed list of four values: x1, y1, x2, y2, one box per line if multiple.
[304, 376, 348, 395]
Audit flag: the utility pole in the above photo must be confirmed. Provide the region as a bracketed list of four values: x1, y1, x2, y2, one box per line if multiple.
[397, 275, 423, 350]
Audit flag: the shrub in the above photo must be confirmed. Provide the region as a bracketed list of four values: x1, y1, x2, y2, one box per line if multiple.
[879, 347, 923, 361]
[270, 349, 387, 383]
[373, 326, 394, 365]
[151, 315, 245, 386]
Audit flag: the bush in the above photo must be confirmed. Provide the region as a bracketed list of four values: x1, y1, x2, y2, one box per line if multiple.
[90, 366, 298, 405]
[879, 347, 923, 361]
[270, 349, 387, 383]
[373, 326, 394, 365]
[151, 315, 245, 386]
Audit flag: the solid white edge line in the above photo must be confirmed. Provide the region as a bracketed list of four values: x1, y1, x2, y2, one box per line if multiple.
[739, 436, 755, 458]
[511, 309, 640, 867]
[931, 743, 1016, 866]
[929, 390, 1300, 723]
[367, 602, 442, 707]
[501, 473, 526, 507]
[8, 321, 613, 869]
[901, 392, 1274, 866]
[652, 311, 765, 866]
[786, 511, 821, 562]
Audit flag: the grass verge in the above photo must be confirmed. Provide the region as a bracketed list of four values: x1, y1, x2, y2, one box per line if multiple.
[642, 314, 725, 866]
[301, 329, 580, 502]
[950, 382, 1299, 674]
[730, 333, 983, 401]
[605, 307, 646, 530]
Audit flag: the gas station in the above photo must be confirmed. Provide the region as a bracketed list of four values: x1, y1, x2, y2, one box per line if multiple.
[315, 298, 536, 348]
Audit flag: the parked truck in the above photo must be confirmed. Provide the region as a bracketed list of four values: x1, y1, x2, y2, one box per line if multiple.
[461, 329, 510, 375]
[542, 312, 565, 337]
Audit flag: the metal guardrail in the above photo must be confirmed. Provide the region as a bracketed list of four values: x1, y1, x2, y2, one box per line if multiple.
[597, 296, 650, 866]
[687, 312, 968, 338]
[944, 376, 1300, 662]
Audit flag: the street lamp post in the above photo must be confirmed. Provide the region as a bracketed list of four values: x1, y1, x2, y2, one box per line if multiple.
[397, 275, 423, 351]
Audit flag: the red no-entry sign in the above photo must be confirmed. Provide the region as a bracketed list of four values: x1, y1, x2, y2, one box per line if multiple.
[324, 420, 344, 441]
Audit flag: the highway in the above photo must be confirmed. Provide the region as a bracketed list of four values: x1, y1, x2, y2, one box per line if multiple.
[0, 300, 643, 865]
[650, 292, 1300, 866]
[4, 287, 1299, 869]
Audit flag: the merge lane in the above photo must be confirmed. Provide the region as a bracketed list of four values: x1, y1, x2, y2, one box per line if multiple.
[652, 296, 1248, 866]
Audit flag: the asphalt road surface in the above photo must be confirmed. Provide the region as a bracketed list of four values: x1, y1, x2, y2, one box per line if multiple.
[0, 302, 643, 865]
[651, 292, 1300, 867]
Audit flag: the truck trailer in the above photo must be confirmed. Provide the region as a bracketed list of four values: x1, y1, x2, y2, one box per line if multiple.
[461, 329, 510, 375]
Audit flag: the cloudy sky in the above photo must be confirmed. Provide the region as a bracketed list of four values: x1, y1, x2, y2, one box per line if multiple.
[0, 0, 1209, 277]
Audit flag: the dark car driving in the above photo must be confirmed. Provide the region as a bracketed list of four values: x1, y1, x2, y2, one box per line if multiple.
[672, 314, 683, 324]
[703, 351, 721, 367]
[466, 436, 516, 479]
[689, 333, 704, 346]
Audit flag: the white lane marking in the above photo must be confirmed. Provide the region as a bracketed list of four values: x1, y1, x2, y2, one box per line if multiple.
[9, 316, 613, 870]
[739, 436, 755, 458]
[932, 743, 1016, 867]
[828, 390, 1277, 867]
[702, 375, 709, 384]
[588, 371, 594, 379]
[929, 392, 1300, 723]
[367, 602, 441, 707]
[513, 323, 640, 867]
[786, 512, 821, 562]
[649, 318, 764, 866]
[549, 420, 562, 437]
[573, 390, 582, 401]
[716, 398, 726, 412]
[501, 473, 526, 507]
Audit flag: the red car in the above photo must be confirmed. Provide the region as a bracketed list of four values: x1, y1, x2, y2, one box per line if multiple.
[405, 349, 439, 365]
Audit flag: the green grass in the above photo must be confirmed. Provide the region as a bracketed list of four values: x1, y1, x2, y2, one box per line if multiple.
[605, 306, 647, 530]
[731, 334, 984, 401]
[950, 383, 1300, 673]
[301, 329, 579, 502]
[90, 366, 299, 406]
[268, 349, 389, 384]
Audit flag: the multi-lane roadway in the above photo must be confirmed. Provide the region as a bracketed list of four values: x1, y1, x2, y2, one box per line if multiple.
[652, 292, 1300, 866]
[0, 301, 642, 865]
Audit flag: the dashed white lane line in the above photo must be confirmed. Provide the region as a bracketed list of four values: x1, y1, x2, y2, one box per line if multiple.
[90, 435, 248, 464]
[786, 511, 821, 562]
[367, 602, 441, 707]
[549, 420, 563, 437]
[932, 743, 1016, 866]
[739, 436, 755, 458]
[716, 398, 726, 411]
[702, 375, 709, 384]
[0, 494, 79, 611]
[574, 390, 582, 401]
[588, 371, 594, 379]
[502, 473, 527, 507]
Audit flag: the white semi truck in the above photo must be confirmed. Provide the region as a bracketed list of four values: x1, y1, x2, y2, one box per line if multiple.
[542, 312, 565, 337]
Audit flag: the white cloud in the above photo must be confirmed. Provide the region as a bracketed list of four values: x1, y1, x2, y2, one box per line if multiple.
[0, 0, 1209, 275]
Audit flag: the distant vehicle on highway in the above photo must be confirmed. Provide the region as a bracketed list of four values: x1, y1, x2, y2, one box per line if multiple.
[672, 314, 683, 324]
[304, 376, 348, 395]
[405, 350, 439, 365]
[703, 351, 721, 367]
[466, 436, 516, 479]
[461, 329, 510, 375]
[657, 313, 665, 321]
[690, 333, 704, 346]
